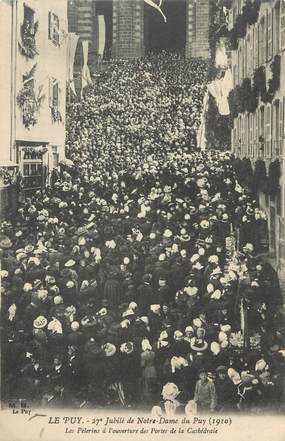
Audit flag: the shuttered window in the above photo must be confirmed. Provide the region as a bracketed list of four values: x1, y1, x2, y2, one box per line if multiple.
[281, 0, 285, 51]
[265, 105, 272, 158]
[253, 26, 258, 69]
[267, 9, 272, 61]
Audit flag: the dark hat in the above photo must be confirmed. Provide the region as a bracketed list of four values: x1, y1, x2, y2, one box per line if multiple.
[84, 338, 103, 356]
[216, 365, 227, 373]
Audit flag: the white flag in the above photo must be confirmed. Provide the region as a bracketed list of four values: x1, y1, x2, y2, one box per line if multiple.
[67, 33, 79, 96]
[81, 40, 92, 96]
[144, 0, 167, 23]
[97, 15, 106, 56]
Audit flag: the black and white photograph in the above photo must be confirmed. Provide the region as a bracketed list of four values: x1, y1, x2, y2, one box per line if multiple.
[0, 0, 284, 440]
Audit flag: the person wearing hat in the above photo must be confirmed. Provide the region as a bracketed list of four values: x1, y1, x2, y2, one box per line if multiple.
[171, 330, 191, 358]
[20, 354, 46, 404]
[214, 366, 236, 412]
[119, 342, 141, 407]
[65, 345, 82, 393]
[136, 274, 154, 315]
[194, 368, 217, 413]
[140, 339, 158, 403]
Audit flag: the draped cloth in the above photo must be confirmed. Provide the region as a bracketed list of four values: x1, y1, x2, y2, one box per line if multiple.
[144, 0, 167, 23]
[197, 91, 209, 150]
[81, 40, 92, 96]
[207, 69, 233, 116]
[67, 33, 79, 96]
[97, 15, 106, 56]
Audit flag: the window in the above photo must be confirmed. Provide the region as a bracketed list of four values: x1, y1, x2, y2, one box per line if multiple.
[281, 0, 285, 51]
[267, 9, 272, 61]
[265, 104, 272, 158]
[52, 146, 59, 169]
[253, 26, 258, 68]
[49, 78, 60, 108]
[259, 17, 266, 65]
[48, 12, 60, 46]
[249, 114, 253, 157]
[273, 2, 280, 55]
[253, 111, 258, 157]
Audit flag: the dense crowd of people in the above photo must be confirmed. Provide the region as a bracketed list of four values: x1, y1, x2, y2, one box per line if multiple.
[1, 53, 284, 414]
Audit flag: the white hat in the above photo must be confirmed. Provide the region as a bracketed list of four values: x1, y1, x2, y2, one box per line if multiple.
[120, 319, 130, 328]
[23, 283, 33, 292]
[159, 330, 168, 340]
[140, 316, 149, 325]
[171, 356, 188, 373]
[255, 359, 269, 372]
[185, 326, 194, 334]
[218, 331, 228, 342]
[208, 255, 219, 264]
[163, 229, 173, 238]
[207, 283, 215, 294]
[129, 302, 137, 311]
[210, 341, 220, 355]
[162, 382, 180, 401]
[149, 233, 156, 239]
[47, 318, 63, 334]
[190, 254, 200, 263]
[78, 237, 86, 246]
[198, 248, 205, 256]
[174, 330, 183, 341]
[159, 253, 166, 261]
[228, 368, 241, 385]
[184, 286, 198, 297]
[97, 308, 107, 317]
[193, 318, 202, 328]
[220, 339, 229, 349]
[123, 257, 130, 265]
[71, 321, 80, 331]
[54, 295, 63, 305]
[65, 259, 76, 268]
[220, 324, 231, 333]
[66, 281, 75, 288]
[211, 290, 222, 300]
[33, 316, 47, 329]
[142, 339, 152, 351]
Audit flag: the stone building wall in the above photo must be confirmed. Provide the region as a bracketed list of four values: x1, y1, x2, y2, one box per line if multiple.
[112, 0, 144, 59]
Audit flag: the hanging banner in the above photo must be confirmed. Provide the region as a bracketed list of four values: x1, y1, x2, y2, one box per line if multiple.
[144, 0, 167, 23]
[196, 91, 209, 150]
[97, 15, 106, 56]
[67, 33, 79, 96]
[207, 68, 233, 116]
[81, 40, 92, 95]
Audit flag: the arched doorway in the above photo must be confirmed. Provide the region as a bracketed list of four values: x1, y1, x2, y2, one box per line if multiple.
[144, 0, 186, 54]
[96, 0, 113, 59]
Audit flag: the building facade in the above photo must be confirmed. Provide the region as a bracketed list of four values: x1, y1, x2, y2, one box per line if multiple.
[230, 0, 285, 280]
[0, 0, 68, 215]
[67, 0, 210, 63]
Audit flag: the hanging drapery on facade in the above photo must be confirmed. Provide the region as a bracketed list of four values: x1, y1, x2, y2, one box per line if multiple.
[196, 91, 209, 150]
[81, 40, 92, 97]
[144, 0, 167, 23]
[97, 15, 106, 57]
[207, 68, 233, 116]
[67, 33, 79, 96]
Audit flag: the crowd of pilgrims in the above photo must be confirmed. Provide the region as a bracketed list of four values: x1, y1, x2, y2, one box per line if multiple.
[1, 53, 284, 414]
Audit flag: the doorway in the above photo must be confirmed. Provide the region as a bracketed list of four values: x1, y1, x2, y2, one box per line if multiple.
[144, 0, 187, 54]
